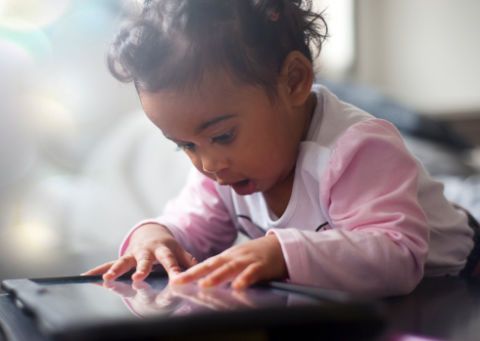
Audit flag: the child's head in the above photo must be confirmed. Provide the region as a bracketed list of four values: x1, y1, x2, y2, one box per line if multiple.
[108, 0, 327, 196]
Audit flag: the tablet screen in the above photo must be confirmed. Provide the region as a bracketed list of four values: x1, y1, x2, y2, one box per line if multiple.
[32, 274, 315, 321]
[2, 273, 383, 340]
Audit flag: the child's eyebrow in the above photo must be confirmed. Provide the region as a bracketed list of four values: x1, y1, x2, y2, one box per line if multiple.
[195, 114, 237, 133]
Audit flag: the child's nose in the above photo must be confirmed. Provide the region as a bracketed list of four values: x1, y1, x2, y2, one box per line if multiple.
[200, 153, 228, 174]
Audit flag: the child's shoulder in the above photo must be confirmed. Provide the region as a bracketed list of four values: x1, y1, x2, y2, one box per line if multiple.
[309, 84, 381, 147]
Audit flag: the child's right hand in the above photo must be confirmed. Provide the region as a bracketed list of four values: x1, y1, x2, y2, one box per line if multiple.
[83, 224, 198, 281]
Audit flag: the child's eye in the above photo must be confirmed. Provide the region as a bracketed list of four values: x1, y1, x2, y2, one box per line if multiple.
[176, 142, 196, 152]
[212, 130, 235, 145]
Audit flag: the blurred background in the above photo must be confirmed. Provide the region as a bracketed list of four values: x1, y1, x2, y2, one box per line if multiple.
[1, 0, 479, 280]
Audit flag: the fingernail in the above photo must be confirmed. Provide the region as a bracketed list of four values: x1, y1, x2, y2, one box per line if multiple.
[103, 272, 114, 280]
[232, 280, 246, 290]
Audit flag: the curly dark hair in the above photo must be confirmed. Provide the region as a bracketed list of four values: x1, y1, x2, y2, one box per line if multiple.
[107, 0, 328, 96]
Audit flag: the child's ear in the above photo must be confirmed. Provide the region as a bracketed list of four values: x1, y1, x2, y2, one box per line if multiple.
[279, 51, 314, 106]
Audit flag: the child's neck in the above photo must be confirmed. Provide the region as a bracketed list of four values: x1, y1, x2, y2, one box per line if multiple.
[263, 92, 317, 218]
[301, 92, 317, 141]
[263, 171, 295, 218]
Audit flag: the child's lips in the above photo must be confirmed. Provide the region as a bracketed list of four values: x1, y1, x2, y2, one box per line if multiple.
[230, 179, 256, 195]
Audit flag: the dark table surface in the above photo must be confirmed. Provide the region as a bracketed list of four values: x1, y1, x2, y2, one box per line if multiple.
[381, 276, 480, 341]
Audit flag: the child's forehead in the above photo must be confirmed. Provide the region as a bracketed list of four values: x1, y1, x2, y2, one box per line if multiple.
[139, 84, 242, 132]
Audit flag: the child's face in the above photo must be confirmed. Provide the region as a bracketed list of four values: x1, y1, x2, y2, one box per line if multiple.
[139, 71, 303, 196]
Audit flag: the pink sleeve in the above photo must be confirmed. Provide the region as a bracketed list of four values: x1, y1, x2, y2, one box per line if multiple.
[268, 120, 429, 297]
[119, 169, 237, 261]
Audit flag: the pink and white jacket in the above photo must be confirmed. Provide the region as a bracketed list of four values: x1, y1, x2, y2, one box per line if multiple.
[120, 85, 473, 297]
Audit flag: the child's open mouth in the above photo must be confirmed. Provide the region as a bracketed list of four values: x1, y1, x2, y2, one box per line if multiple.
[231, 179, 256, 195]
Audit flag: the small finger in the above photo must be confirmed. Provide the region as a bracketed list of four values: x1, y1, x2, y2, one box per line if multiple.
[82, 261, 116, 276]
[179, 250, 198, 269]
[154, 247, 182, 278]
[171, 256, 222, 285]
[231, 264, 262, 290]
[103, 256, 136, 281]
[132, 252, 155, 281]
[198, 261, 242, 288]
[131, 262, 152, 281]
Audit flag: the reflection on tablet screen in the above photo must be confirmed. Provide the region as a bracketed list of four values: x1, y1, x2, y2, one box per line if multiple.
[101, 278, 313, 318]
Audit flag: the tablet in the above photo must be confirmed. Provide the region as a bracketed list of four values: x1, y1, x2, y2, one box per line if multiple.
[1, 272, 385, 340]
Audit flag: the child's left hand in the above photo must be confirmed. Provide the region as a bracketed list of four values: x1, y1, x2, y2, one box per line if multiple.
[170, 234, 287, 290]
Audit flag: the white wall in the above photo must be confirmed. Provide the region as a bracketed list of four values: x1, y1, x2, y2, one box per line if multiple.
[313, 0, 355, 78]
[354, 0, 480, 116]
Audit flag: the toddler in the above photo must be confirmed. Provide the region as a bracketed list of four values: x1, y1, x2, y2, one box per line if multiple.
[85, 0, 479, 297]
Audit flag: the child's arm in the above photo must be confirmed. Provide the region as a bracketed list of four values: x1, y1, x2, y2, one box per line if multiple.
[268, 120, 430, 297]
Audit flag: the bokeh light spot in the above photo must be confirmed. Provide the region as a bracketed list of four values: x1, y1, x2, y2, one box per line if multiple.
[16, 221, 60, 252]
[0, 0, 72, 29]
[26, 95, 77, 141]
[0, 19, 52, 61]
